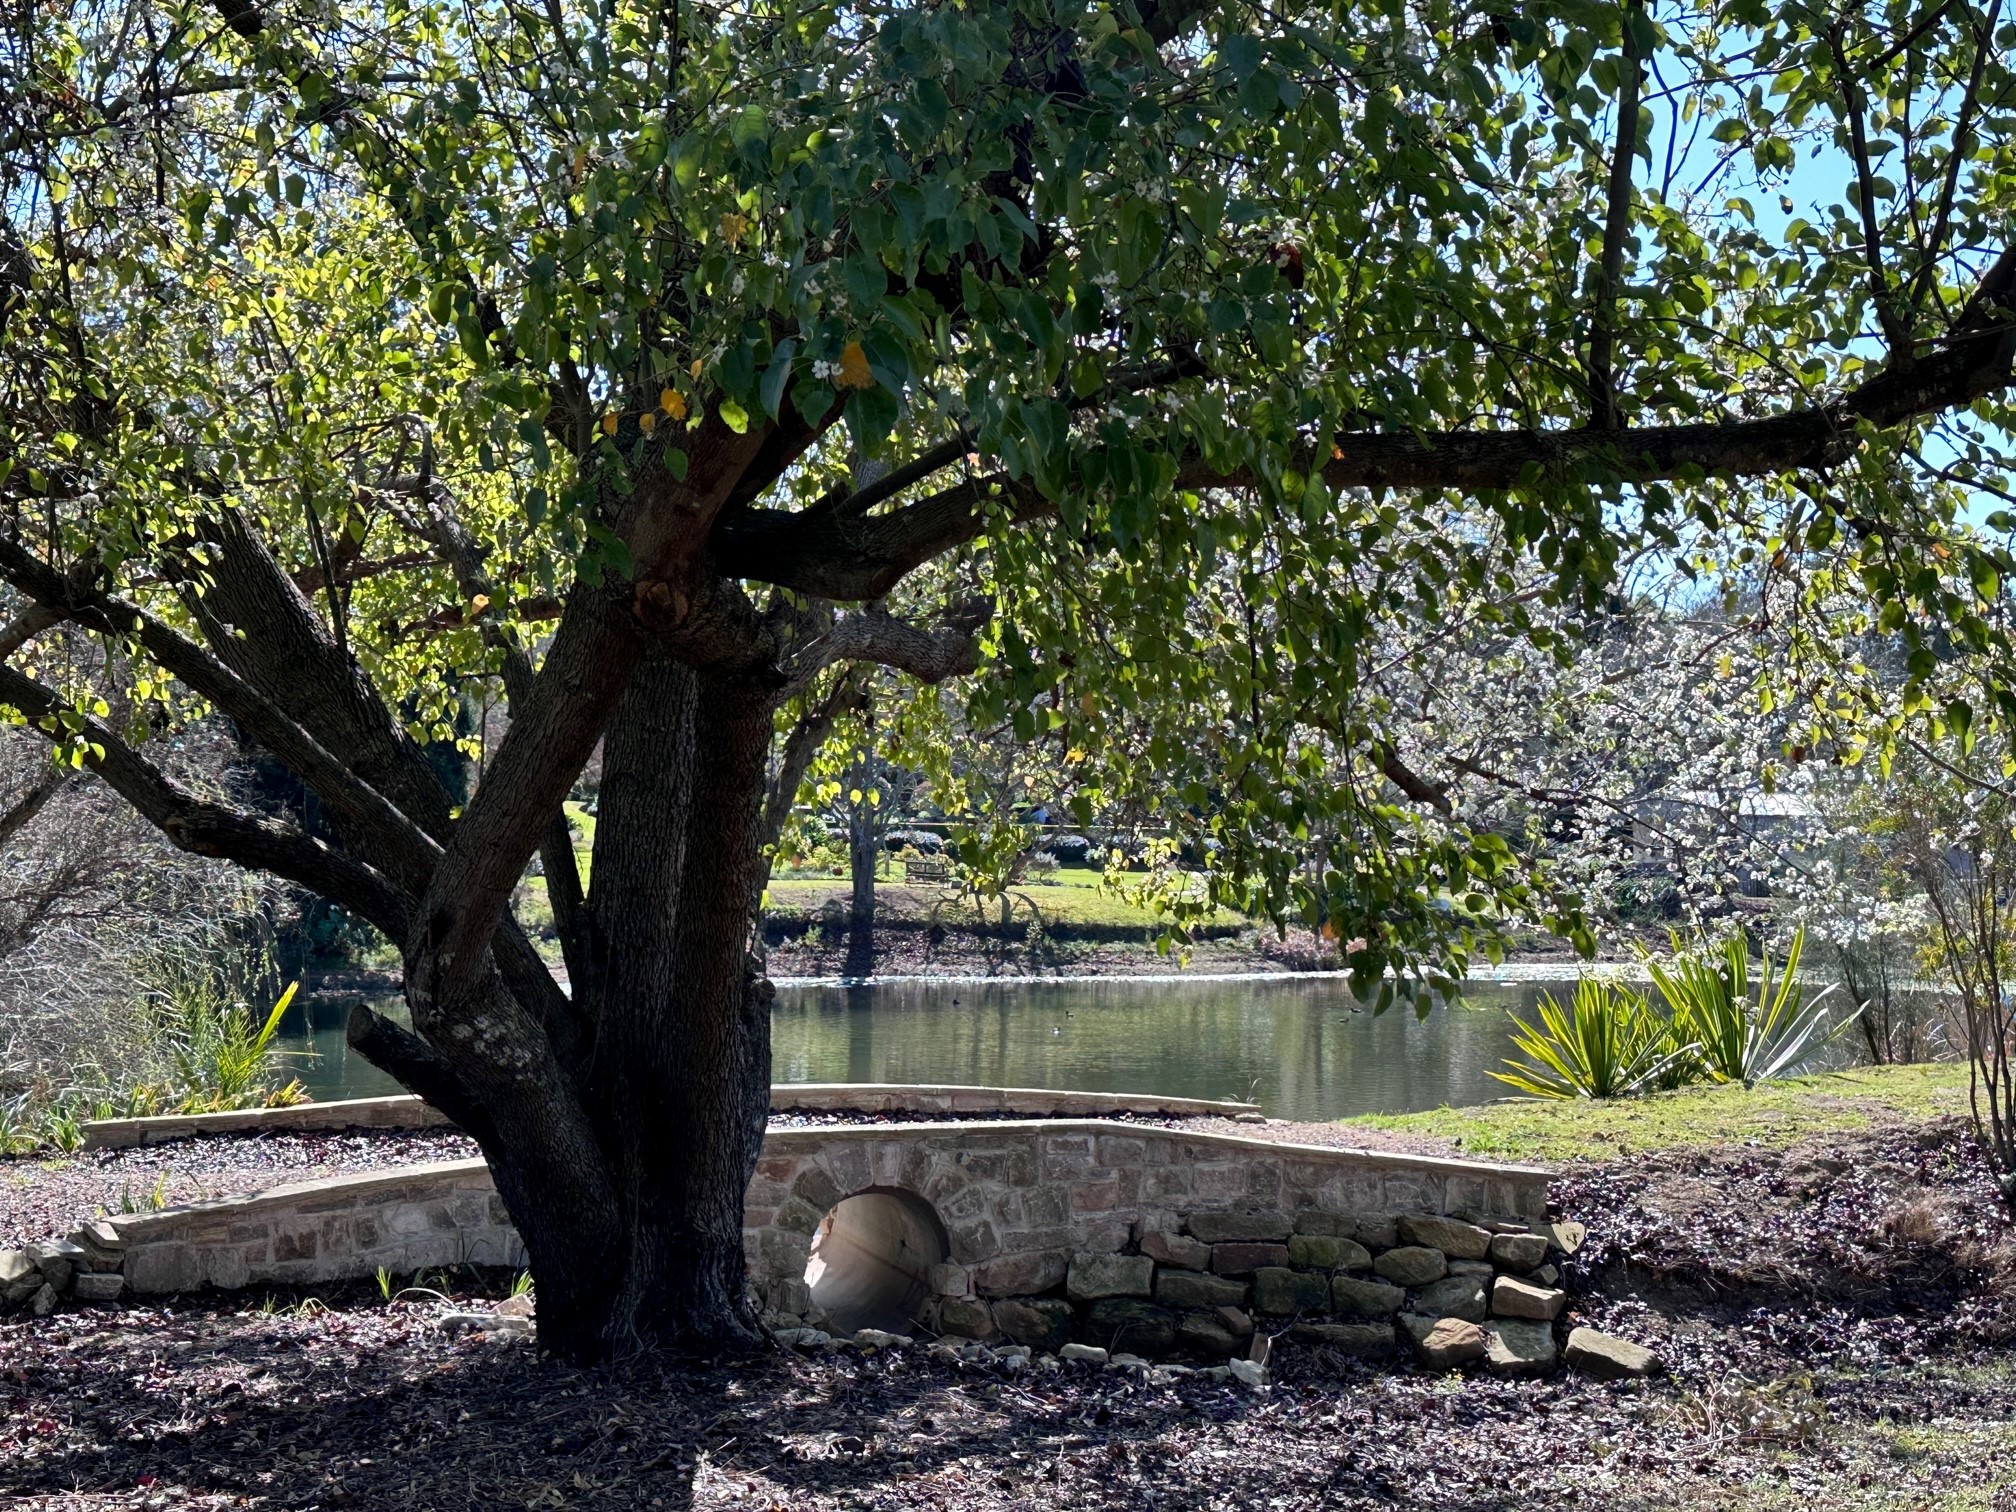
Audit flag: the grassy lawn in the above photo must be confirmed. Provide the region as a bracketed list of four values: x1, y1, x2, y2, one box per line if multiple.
[510, 861, 1237, 943]
[763, 876, 1237, 931]
[1340, 1062, 1976, 1163]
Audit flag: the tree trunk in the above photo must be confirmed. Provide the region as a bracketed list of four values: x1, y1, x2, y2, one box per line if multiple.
[430, 654, 776, 1362]
[848, 793, 878, 930]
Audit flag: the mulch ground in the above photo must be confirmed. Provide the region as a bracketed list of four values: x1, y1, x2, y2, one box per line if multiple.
[3, 1124, 2016, 1509]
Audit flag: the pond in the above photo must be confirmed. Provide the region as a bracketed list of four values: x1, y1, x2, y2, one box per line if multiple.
[276, 973, 1590, 1121]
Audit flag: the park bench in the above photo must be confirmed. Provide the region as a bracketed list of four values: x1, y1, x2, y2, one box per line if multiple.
[903, 856, 951, 883]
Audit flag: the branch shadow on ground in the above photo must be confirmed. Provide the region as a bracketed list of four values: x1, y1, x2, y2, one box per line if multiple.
[0, 1307, 1302, 1511]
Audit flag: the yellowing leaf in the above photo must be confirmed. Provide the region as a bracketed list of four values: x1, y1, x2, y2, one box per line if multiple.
[835, 340, 875, 389]
[719, 212, 749, 245]
[638, 411, 657, 433]
[660, 387, 687, 419]
[690, 358, 704, 379]
[601, 412, 619, 435]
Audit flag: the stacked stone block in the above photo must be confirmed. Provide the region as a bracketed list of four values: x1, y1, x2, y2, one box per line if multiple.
[825, 1204, 1582, 1372]
[748, 1122, 1566, 1370]
[0, 1158, 524, 1312]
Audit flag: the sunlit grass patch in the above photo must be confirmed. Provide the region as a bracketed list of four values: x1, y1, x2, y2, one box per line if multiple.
[1340, 1063, 1974, 1163]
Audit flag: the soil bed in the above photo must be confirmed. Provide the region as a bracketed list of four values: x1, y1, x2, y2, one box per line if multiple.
[4, 1119, 2015, 1507]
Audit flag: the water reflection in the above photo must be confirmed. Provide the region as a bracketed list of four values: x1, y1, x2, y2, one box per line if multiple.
[285, 975, 1577, 1120]
[770, 977, 1559, 1121]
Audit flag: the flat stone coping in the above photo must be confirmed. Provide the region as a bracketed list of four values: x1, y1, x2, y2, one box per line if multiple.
[766, 1084, 1261, 1118]
[93, 1124, 1550, 1249]
[83, 1096, 456, 1149]
[82, 1083, 1262, 1150]
[757, 1117, 1556, 1184]
[87, 1158, 493, 1245]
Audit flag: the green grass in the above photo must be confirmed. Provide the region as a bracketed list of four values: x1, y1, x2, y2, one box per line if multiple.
[1340, 1062, 1975, 1163]
[507, 865, 1237, 956]
[763, 877, 1240, 931]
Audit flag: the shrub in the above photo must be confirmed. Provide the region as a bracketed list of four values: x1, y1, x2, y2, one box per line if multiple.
[883, 828, 944, 854]
[134, 945, 307, 1113]
[1646, 927, 1858, 1087]
[1490, 978, 1691, 1100]
[1041, 833, 1094, 866]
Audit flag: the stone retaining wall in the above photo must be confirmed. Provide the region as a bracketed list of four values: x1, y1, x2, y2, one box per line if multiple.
[21, 1117, 1551, 1362]
[745, 1121, 1555, 1363]
[81, 1084, 1262, 1150]
[8, 1158, 513, 1315]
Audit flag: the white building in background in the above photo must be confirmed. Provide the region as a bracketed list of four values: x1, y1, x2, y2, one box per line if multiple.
[1630, 789, 1821, 893]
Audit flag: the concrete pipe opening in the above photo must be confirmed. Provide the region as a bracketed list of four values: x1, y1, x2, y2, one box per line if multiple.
[803, 1189, 949, 1334]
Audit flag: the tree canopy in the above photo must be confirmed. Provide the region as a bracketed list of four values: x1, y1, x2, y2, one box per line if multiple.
[8, 0, 2016, 1352]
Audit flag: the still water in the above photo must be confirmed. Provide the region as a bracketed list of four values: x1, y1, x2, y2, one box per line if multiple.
[278, 974, 1580, 1121]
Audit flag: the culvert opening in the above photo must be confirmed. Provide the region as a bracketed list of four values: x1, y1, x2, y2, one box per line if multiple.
[803, 1189, 949, 1334]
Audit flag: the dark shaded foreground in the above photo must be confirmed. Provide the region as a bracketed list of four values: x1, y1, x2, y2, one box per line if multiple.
[4, 1123, 2016, 1509]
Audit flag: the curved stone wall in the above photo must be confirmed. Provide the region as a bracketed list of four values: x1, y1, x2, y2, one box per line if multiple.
[742, 1120, 1551, 1353]
[27, 1111, 1556, 1366]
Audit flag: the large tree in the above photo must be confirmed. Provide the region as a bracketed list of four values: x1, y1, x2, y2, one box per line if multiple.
[6, 0, 2016, 1357]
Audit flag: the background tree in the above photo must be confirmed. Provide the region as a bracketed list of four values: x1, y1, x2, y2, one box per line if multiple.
[9, 0, 2016, 1358]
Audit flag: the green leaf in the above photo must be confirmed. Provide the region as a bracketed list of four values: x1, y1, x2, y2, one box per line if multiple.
[760, 339, 798, 420]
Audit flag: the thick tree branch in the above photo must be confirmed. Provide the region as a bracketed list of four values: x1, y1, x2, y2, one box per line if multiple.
[1587, 3, 1643, 430]
[190, 510, 461, 841]
[0, 662, 412, 935]
[407, 577, 643, 1009]
[0, 534, 444, 888]
[405, 480, 595, 1009]
[0, 605, 59, 661]
[346, 1002, 493, 1137]
[774, 601, 988, 703]
[721, 252, 2016, 600]
[715, 473, 1051, 600]
[1379, 745, 1452, 816]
